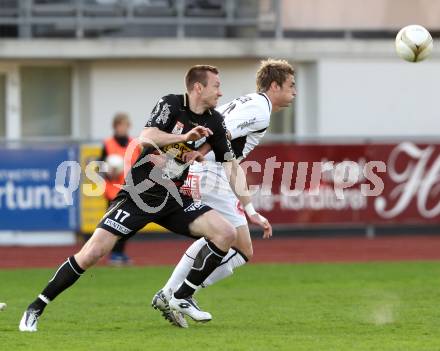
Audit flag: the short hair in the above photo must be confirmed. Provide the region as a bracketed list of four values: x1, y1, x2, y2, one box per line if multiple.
[112, 112, 130, 129]
[185, 65, 219, 91]
[256, 59, 294, 92]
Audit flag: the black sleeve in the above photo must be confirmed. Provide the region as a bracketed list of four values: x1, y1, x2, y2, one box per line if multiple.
[145, 94, 179, 131]
[99, 143, 107, 162]
[97, 143, 110, 180]
[207, 112, 235, 163]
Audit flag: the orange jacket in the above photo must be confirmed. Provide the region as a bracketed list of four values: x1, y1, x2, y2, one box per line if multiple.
[104, 137, 141, 201]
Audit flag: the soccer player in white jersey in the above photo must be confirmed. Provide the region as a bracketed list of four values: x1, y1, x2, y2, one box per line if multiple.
[152, 59, 296, 327]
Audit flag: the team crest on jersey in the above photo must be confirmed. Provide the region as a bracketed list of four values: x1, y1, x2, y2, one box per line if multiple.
[172, 121, 184, 135]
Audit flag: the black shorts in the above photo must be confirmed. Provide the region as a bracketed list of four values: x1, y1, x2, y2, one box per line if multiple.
[97, 191, 212, 239]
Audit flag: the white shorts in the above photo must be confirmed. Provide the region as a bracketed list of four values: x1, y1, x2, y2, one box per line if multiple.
[181, 161, 247, 228]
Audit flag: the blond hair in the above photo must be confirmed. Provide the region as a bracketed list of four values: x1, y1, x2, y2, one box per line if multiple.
[256, 59, 294, 92]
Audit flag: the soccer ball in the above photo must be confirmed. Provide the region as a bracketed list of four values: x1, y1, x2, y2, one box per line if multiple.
[106, 154, 124, 175]
[395, 25, 433, 62]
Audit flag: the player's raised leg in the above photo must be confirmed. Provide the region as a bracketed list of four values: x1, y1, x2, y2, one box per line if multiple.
[167, 209, 237, 322]
[202, 224, 252, 287]
[158, 237, 208, 300]
[19, 228, 118, 332]
[151, 237, 207, 328]
[160, 224, 251, 301]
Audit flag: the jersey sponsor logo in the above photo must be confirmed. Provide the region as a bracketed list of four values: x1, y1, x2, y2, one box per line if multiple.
[184, 201, 206, 212]
[237, 117, 257, 130]
[162, 142, 192, 162]
[104, 218, 131, 235]
[171, 121, 184, 135]
[180, 174, 201, 200]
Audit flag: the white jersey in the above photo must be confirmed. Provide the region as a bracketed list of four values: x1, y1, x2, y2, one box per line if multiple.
[205, 92, 272, 162]
[184, 92, 272, 228]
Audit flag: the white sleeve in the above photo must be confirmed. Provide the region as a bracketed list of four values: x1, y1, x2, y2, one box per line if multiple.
[227, 105, 270, 140]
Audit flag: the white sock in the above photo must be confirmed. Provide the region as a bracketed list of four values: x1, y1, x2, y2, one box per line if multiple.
[162, 237, 207, 299]
[201, 249, 247, 288]
[162, 238, 248, 297]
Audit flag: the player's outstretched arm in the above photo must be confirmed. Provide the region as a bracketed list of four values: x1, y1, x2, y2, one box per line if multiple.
[181, 142, 213, 164]
[223, 159, 272, 238]
[185, 126, 213, 142]
[198, 141, 213, 155]
[139, 126, 212, 148]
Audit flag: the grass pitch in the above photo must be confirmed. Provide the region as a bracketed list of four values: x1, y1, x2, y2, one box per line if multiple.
[1, 262, 440, 351]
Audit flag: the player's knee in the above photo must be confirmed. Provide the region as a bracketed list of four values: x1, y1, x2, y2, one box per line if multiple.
[234, 244, 253, 260]
[210, 222, 236, 248]
[220, 223, 237, 245]
[244, 246, 254, 260]
[80, 244, 106, 268]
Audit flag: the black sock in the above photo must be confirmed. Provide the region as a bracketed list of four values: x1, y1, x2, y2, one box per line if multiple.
[28, 256, 85, 315]
[174, 241, 227, 299]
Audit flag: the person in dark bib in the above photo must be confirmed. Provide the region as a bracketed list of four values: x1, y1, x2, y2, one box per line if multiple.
[100, 113, 141, 266]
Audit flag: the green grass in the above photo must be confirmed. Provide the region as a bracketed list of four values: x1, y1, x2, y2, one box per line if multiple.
[1, 262, 440, 351]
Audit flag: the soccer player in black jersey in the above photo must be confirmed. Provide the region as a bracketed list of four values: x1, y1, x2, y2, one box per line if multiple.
[153, 59, 295, 328]
[19, 65, 270, 332]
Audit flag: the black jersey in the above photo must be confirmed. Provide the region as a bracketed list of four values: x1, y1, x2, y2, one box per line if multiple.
[124, 94, 234, 198]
